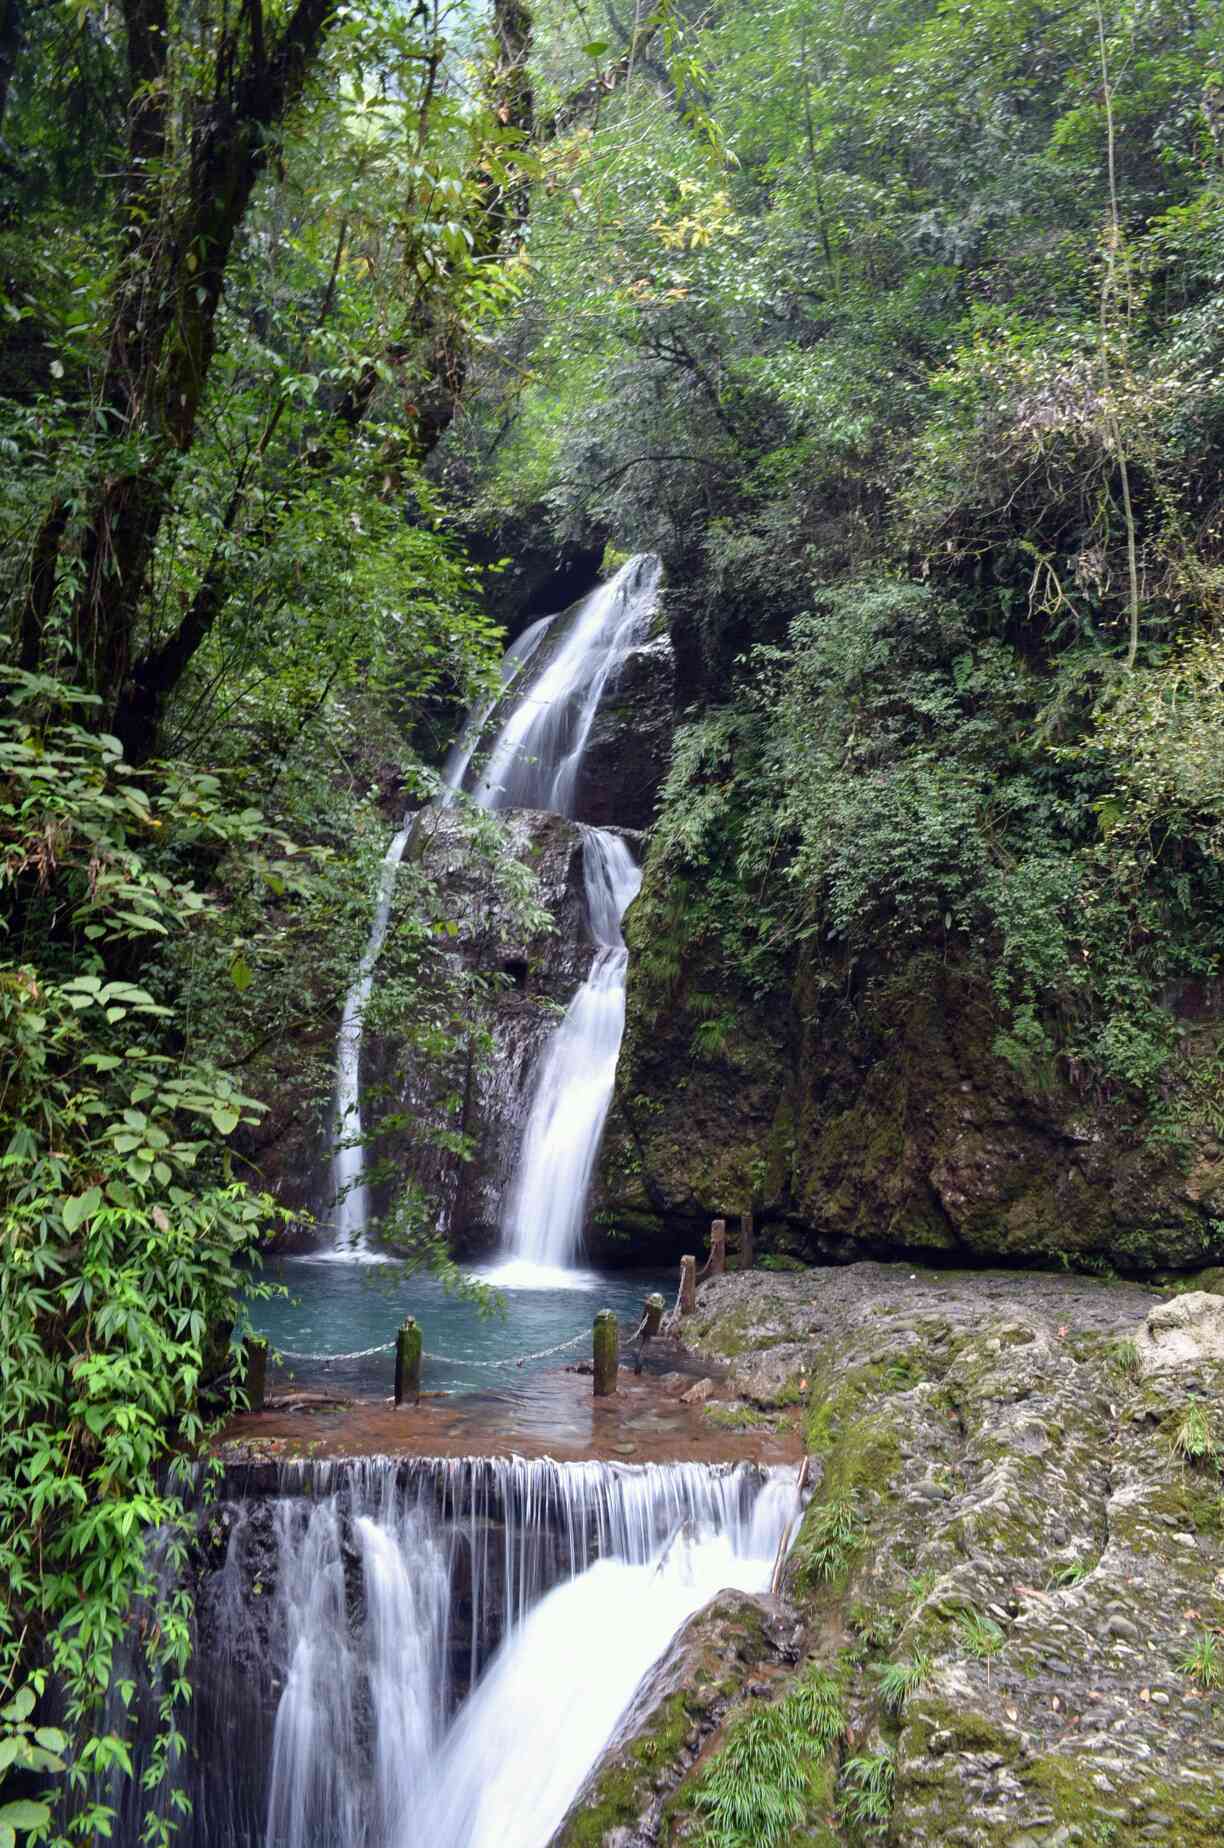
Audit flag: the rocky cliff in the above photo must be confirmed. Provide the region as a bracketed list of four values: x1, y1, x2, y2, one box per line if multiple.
[560, 1263, 1224, 1846]
[598, 847, 1224, 1274]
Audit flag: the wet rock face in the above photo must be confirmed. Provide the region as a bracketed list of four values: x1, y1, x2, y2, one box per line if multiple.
[366, 807, 596, 1250]
[564, 1263, 1224, 1847]
[598, 894, 1224, 1273]
[571, 634, 676, 831]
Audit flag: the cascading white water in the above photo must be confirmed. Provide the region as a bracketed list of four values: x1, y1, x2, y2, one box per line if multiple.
[265, 1494, 450, 1848]
[324, 554, 659, 1262]
[464, 555, 661, 816]
[493, 830, 642, 1286]
[460, 554, 662, 1285]
[178, 1457, 797, 1848]
[329, 821, 413, 1254]
[417, 1481, 796, 1848]
[439, 609, 557, 805]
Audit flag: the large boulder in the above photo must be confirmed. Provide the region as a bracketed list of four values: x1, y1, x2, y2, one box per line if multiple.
[1136, 1291, 1224, 1375]
[600, 1264, 1224, 1848]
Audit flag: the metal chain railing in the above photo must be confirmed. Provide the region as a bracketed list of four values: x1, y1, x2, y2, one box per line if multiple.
[269, 1338, 397, 1363]
[267, 1311, 649, 1374]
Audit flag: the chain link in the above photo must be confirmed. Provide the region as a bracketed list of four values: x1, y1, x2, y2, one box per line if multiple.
[428, 1328, 590, 1370]
[269, 1339, 397, 1363]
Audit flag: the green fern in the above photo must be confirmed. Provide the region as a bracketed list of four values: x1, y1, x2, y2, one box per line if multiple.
[795, 1493, 863, 1585]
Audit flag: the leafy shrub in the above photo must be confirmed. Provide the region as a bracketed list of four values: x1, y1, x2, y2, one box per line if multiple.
[1, 671, 289, 1837]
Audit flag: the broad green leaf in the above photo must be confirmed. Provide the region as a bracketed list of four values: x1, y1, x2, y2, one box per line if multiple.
[0, 1801, 51, 1830]
[61, 1187, 102, 1233]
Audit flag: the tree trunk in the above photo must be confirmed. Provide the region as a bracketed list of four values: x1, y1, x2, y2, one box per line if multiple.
[19, 0, 337, 714]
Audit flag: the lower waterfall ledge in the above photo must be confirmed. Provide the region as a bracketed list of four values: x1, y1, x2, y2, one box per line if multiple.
[216, 1357, 805, 1467]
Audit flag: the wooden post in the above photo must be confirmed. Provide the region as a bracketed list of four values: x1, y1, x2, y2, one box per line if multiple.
[679, 1254, 697, 1315]
[246, 1337, 267, 1412]
[593, 1309, 619, 1396]
[709, 1218, 726, 1275]
[740, 1209, 755, 1272]
[394, 1317, 422, 1407]
[635, 1292, 666, 1376]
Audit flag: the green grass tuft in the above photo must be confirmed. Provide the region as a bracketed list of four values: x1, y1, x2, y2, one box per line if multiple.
[689, 1667, 844, 1848]
[839, 1746, 895, 1835]
[795, 1494, 863, 1586]
[1171, 1402, 1216, 1466]
[872, 1651, 930, 1714]
[1179, 1630, 1224, 1688]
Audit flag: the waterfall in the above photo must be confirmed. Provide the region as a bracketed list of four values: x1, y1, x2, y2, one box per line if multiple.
[265, 1496, 450, 1848]
[463, 554, 662, 1284]
[463, 554, 662, 817]
[162, 1456, 797, 1848]
[329, 820, 413, 1255]
[494, 831, 642, 1285]
[439, 609, 557, 806]
[324, 551, 661, 1263]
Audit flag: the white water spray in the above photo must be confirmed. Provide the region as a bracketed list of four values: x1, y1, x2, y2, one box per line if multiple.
[329, 820, 413, 1254]
[465, 555, 661, 1284]
[491, 830, 642, 1287]
[466, 555, 661, 816]
[200, 1457, 798, 1848]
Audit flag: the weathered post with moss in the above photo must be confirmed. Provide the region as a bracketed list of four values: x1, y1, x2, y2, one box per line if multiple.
[394, 1317, 422, 1407]
[246, 1337, 268, 1412]
[740, 1209, 755, 1271]
[634, 1292, 666, 1376]
[679, 1254, 697, 1315]
[593, 1309, 619, 1396]
[709, 1219, 726, 1275]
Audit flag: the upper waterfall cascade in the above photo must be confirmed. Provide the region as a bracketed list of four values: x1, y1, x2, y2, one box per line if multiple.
[328, 553, 662, 1265]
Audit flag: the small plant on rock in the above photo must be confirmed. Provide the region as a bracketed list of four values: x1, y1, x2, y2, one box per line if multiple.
[1107, 1338, 1140, 1380]
[850, 1602, 899, 1652]
[873, 1650, 931, 1714]
[1171, 1403, 1216, 1466]
[956, 1609, 1006, 1658]
[797, 1493, 863, 1585]
[1179, 1630, 1224, 1688]
[689, 1666, 844, 1847]
[839, 1746, 895, 1834]
[1047, 1559, 1094, 1589]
